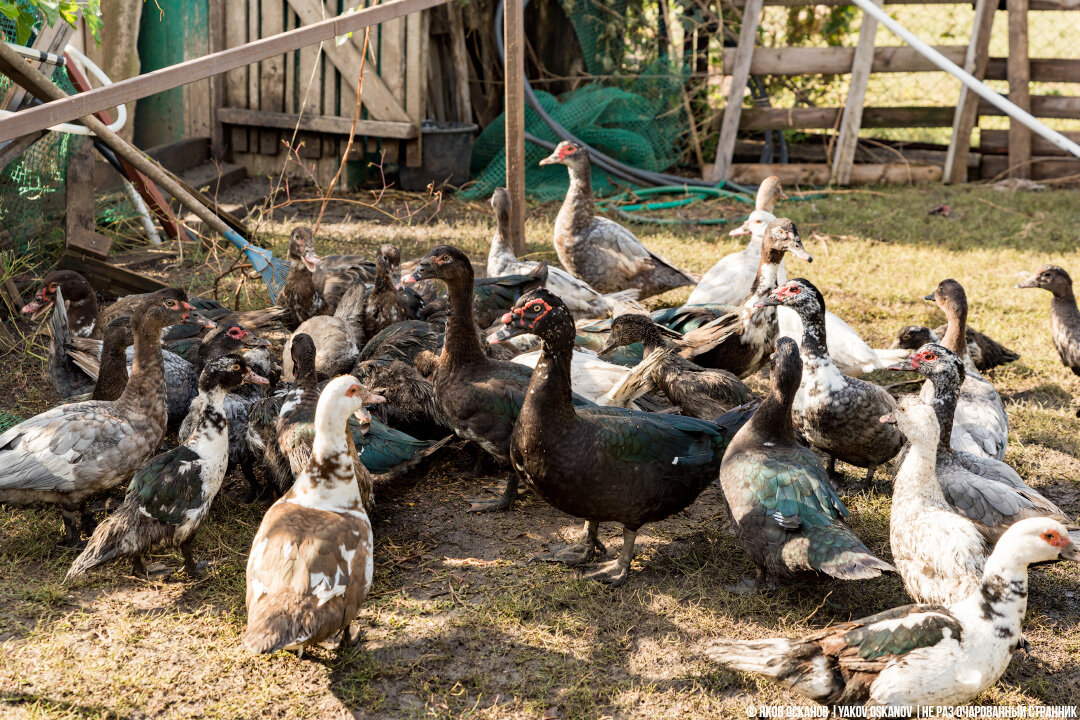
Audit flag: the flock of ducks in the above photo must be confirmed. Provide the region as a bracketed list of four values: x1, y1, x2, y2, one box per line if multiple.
[2, 140, 1079, 710]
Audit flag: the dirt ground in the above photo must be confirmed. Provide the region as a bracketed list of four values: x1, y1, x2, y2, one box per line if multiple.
[2, 180, 1080, 719]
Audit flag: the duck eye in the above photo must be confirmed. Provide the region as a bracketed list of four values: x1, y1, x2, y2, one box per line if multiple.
[925, 353, 937, 361]
[530, 303, 543, 313]
[231, 364, 240, 371]
[165, 299, 177, 308]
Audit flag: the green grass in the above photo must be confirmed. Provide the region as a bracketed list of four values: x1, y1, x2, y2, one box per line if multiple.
[2, 184, 1079, 719]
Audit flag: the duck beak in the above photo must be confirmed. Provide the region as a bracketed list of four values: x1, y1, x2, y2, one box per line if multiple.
[888, 360, 916, 372]
[879, 413, 897, 425]
[192, 312, 217, 329]
[244, 334, 271, 348]
[244, 368, 270, 385]
[538, 149, 561, 166]
[402, 259, 432, 284]
[923, 292, 936, 302]
[1015, 277, 1038, 289]
[362, 391, 386, 406]
[21, 297, 48, 315]
[596, 340, 618, 357]
[758, 296, 782, 307]
[487, 312, 524, 343]
[729, 222, 751, 237]
[302, 252, 319, 272]
[1060, 537, 1080, 562]
[352, 407, 372, 434]
[789, 247, 813, 263]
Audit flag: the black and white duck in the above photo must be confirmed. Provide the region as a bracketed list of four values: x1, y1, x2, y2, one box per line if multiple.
[243, 375, 381, 655]
[705, 517, 1079, 708]
[403, 245, 591, 512]
[0, 289, 198, 546]
[486, 187, 642, 318]
[595, 313, 753, 419]
[65, 354, 268, 580]
[890, 344, 1077, 543]
[488, 288, 749, 586]
[891, 324, 1019, 372]
[716, 336, 893, 587]
[923, 279, 1009, 460]
[759, 279, 904, 483]
[1017, 264, 1080, 376]
[882, 395, 987, 605]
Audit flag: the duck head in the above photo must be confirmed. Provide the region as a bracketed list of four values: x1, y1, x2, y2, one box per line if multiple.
[290, 332, 318, 380]
[199, 353, 269, 393]
[21, 270, 96, 318]
[538, 140, 588, 170]
[320, 374, 386, 433]
[595, 313, 679, 356]
[101, 317, 134, 350]
[1017, 264, 1072, 296]
[770, 335, 803, 401]
[376, 244, 403, 288]
[402, 244, 473, 285]
[491, 187, 511, 219]
[196, 323, 264, 371]
[757, 278, 822, 313]
[762, 218, 812, 262]
[729, 209, 775, 238]
[221, 323, 271, 349]
[886, 342, 964, 380]
[925, 278, 967, 314]
[756, 176, 788, 214]
[132, 288, 200, 336]
[879, 394, 936, 443]
[891, 325, 936, 351]
[993, 517, 1080, 566]
[288, 226, 320, 272]
[488, 288, 574, 348]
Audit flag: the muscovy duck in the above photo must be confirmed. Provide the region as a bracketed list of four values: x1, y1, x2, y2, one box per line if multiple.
[882, 395, 987, 605]
[486, 187, 642, 318]
[0, 289, 198, 546]
[1017, 264, 1080, 375]
[65, 355, 268, 580]
[539, 140, 696, 298]
[717, 336, 892, 587]
[924, 279, 1009, 461]
[488, 288, 748, 586]
[705, 518, 1079, 708]
[279, 226, 326, 327]
[243, 375, 381, 655]
[891, 324, 1018, 372]
[760, 279, 903, 482]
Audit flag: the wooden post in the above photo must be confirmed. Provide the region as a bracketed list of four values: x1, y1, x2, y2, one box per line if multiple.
[209, 0, 226, 159]
[706, 0, 763, 184]
[1007, 0, 1031, 179]
[831, 0, 883, 185]
[943, 0, 995, 183]
[404, 10, 425, 167]
[66, 141, 113, 258]
[504, 0, 526, 255]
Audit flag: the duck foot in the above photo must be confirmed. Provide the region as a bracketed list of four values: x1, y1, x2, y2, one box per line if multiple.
[583, 527, 636, 587]
[725, 567, 771, 595]
[533, 521, 607, 566]
[469, 474, 519, 513]
[827, 455, 840, 480]
[863, 465, 878, 485]
[1015, 635, 1032, 655]
[181, 542, 209, 579]
[145, 562, 175, 580]
[58, 508, 85, 549]
[335, 623, 362, 652]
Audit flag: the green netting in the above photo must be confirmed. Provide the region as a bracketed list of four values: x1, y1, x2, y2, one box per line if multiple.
[0, 408, 22, 432]
[0, 11, 83, 258]
[463, 0, 690, 202]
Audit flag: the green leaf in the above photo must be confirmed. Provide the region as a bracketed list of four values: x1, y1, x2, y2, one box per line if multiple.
[0, 4, 21, 22]
[15, 12, 34, 45]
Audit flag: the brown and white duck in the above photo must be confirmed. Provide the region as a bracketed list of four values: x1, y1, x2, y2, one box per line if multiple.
[278, 226, 326, 327]
[760, 279, 904, 483]
[716, 336, 893, 588]
[539, 141, 696, 298]
[486, 187, 642, 318]
[595, 313, 753, 419]
[923, 279, 1009, 461]
[1017, 264, 1080, 376]
[705, 518, 1079, 708]
[0, 289, 198, 546]
[65, 354, 268, 580]
[891, 325, 1019, 372]
[243, 375, 381, 655]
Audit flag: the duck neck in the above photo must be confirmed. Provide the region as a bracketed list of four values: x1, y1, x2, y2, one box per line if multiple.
[561, 162, 595, 233]
[637, 323, 671, 354]
[894, 427, 946, 504]
[1050, 284, 1080, 321]
[373, 258, 395, 296]
[295, 408, 361, 505]
[489, 210, 516, 263]
[93, 332, 130, 401]
[742, 253, 781, 327]
[441, 273, 487, 368]
[521, 325, 579, 429]
[115, 320, 166, 414]
[927, 373, 960, 455]
[188, 385, 229, 448]
[69, 293, 99, 337]
[797, 302, 829, 360]
[750, 383, 796, 442]
[961, 549, 1029, 639]
[941, 301, 969, 361]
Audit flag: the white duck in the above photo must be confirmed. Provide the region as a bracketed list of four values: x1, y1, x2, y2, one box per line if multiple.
[511, 348, 649, 408]
[486, 187, 643, 319]
[924, 278, 1009, 460]
[705, 517, 1079, 708]
[882, 395, 988, 605]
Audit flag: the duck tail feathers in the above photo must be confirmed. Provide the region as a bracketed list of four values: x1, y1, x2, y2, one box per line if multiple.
[602, 289, 646, 316]
[242, 608, 313, 655]
[65, 504, 145, 582]
[704, 637, 794, 677]
[803, 523, 895, 580]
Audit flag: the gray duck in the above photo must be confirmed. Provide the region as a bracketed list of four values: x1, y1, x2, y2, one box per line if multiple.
[1017, 264, 1080, 376]
[891, 324, 1018, 372]
[760, 279, 904, 483]
[717, 336, 894, 587]
[0, 289, 198, 546]
[489, 288, 750, 586]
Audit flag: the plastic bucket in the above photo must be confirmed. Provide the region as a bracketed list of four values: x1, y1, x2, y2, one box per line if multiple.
[399, 120, 479, 192]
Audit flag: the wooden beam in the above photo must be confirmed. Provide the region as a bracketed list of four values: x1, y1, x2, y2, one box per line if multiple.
[720, 44, 967, 76]
[224, 0, 249, 154]
[728, 162, 942, 186]
[944, 0, 995, 183]
[707, 0, 763, 184]
[65, 141, 113, 258]
[1007, 0, 1031, 179]
[217, 106, 417, 138]
[446, 2, 472, 122]
[741, 106, 954, 131]
[59, 253, 170, 295]
[404, 10, 425, 167]
[981, 155, 1080, 180]
[0, 0, 448, 142]
[504, 0, 526, 255]
[259, 0, 287, 155]
[978, 95, 1080, 118]
[981, 128, 1080, 156]
[831, 0, 882, 185]
[209, 0, 227, 158]
[986, 58, 1080, 83]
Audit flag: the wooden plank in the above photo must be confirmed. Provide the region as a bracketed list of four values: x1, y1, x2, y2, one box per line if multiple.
[59, 253, 170, 295]
[944, 0, 995, 184]
[741, 106, 954, 131]
[728, 162, 943, 186]
[986, 58, 1080, 84]
[322, 27, 338, 159]
[247, 0, 261, 151]
[210, 0, 227, 158]
[404, 11, 425, 167]
[427, 41, 447, 122]
[981, 155, 1080, 180]
[380, 16, 406, 105]
[1007, 0, 1031, 179]
[218, 106, 418, 137]
[0, 0, 448, 142]
[285, 0, 411, 123]
[504, 0, 526, 254]
[260, 0, 287, 155]
[3, 20, 71, 112]
[735, 138, 981, 170]
[981, 128, 1080, 156]
[225, 0, 249, 153]
[707, 0, 763, 184]
[720, 45, 968, 76]
[65, 142, 113, 258]
[446, 1, 472, 121]
[296, 9, 322, 159]
[979, 95, 1080, 118]
[831, 0, 883, 185]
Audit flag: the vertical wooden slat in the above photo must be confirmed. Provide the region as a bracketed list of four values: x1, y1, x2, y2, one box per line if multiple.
[446, 1, 472, 122]
[284, 5, 297, 114]
[831, 0, 882, 185]
[297, 15, 322, 158]
[260, 0, 286, 155]
[225, 0, 249, 153]
[404, 10, 425, 167]
[381, 16, 406, 106]
[944, 0, 995, 183]
[210, 0, 227, 158]
[706, 0, 763, 184]
[1007, 0, 1031, 179]
[504, 0, 526, 254]
[248, 0, 262, 152]
[322, 33, 339, 160]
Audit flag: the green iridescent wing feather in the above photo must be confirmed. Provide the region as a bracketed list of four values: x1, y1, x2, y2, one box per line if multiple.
[126, 446, 205, 525]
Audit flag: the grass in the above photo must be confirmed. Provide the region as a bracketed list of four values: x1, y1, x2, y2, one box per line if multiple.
[2, 182, 1080, 719]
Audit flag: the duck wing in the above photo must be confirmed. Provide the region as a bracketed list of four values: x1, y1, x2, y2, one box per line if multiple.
[587, 217, 696, 284]
[687, 246, 759, 307]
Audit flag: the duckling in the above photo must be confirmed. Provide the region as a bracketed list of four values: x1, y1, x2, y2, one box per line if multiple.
[243, 375, 382, 655]
[65, 355, 268, 580]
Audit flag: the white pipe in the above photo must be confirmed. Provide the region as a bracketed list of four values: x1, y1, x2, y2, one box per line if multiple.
[123, 180, 162, 244]
[850, 0, 1080, 159]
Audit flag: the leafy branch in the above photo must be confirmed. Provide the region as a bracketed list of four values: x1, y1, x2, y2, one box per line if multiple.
[0, 1, 102, 46]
